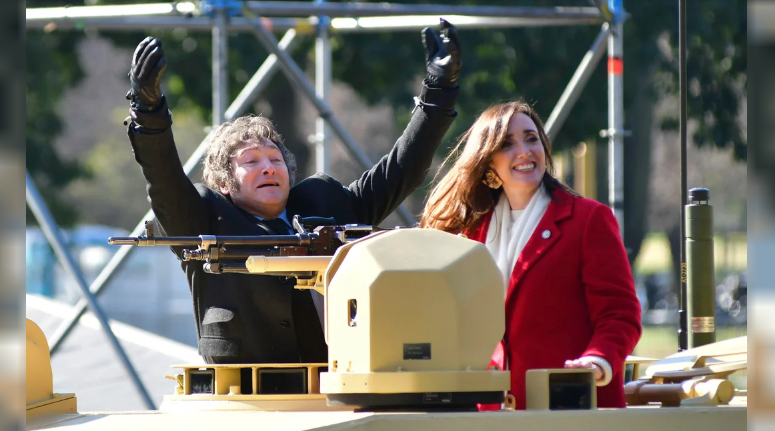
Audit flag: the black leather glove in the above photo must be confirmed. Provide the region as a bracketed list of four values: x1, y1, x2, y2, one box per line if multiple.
[421, 18, 462, 89]
[126, 36, 167, 111]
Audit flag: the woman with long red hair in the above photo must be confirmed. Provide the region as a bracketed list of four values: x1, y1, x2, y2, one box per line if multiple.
[421, 102, 642, 409]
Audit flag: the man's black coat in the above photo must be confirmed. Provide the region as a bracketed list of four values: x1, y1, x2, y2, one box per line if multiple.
[127, 84, 458, 364]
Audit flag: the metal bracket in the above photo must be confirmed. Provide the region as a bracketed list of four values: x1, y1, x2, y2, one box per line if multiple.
[144, 220, 155, 237]
[313, 0, 331, 29]
[607, 0, 626, 24]
[314, 14, 331, 31]
[599, 128, 632, 138]
[199, 0, 242, 17]
[199, 234, 217, 251]
[139, 220, 157, 245]
[292, 215, 307, 234]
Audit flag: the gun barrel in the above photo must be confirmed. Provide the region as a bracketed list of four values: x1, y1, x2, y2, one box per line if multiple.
[215, 235, 308, 246]
[246, 256, 332, 275]
[107, 237, 140, 246]
[218, 263, 250, 274]
[107, 234, 311, 247]
[107, 236, 202, 246]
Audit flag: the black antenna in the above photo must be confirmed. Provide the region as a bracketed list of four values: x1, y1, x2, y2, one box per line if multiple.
[677, 0, 688, 352]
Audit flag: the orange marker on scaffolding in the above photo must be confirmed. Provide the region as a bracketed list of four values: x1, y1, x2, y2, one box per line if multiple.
[608, 57, 623, 75]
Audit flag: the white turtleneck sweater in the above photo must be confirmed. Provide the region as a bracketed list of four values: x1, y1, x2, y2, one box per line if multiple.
[485, 186, 551, 292]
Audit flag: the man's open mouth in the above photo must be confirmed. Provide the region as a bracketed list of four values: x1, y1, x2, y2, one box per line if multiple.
[257, 182, 280, 188]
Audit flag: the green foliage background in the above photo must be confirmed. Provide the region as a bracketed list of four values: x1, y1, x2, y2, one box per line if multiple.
[26, 0, 746, 265]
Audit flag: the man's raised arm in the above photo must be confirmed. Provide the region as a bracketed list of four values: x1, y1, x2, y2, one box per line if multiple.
[124, 37, 210, 236]
[347, 19, 462, 226]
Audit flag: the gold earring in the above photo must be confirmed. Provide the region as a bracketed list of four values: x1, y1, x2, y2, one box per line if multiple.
[482, 170, 502, 189]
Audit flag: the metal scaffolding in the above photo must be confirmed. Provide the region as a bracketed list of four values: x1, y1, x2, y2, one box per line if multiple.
[25, 0, 626, 410]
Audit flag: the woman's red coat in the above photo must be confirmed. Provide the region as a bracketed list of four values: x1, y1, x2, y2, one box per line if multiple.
[466, 188, 642, 409]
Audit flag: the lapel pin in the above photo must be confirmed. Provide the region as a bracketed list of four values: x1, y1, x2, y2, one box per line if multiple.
[541, 230, 551, 239]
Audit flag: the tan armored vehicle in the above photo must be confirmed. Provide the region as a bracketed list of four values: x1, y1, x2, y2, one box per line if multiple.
[26, 228, 746, 430]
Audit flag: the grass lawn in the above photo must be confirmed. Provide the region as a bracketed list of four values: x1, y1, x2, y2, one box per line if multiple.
[634, 232, 747, 274]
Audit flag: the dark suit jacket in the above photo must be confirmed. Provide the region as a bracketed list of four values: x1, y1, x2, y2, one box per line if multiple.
[127, 84, 458, 364]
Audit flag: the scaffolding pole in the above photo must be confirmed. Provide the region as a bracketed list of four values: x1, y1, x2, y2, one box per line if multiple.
[600, 0, 626, 237]
[26, 2, 605, 33]
[314, 4, 332, 174]
[678, 0, 689, 352]
[46, 30, 299, 357]
[26, 16, 606, 33]
[244, 1, 602, 18]
[26, 2, 603, 20]
[545, 22, 610, 140]
[212, 6, 229, 126]
[608, 21, 625, 236]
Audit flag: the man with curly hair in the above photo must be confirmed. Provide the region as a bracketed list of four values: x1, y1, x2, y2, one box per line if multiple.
[125, 21, 462, 365]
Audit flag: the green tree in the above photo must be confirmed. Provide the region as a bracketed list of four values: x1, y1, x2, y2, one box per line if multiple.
[26, 0, 91, 227]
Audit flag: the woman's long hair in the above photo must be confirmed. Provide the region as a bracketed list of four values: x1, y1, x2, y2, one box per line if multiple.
[420, 102, 576, 234]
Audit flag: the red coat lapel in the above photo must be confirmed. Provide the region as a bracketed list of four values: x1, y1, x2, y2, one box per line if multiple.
[464, 190, 575, 303]
[505, 193, 574, 303]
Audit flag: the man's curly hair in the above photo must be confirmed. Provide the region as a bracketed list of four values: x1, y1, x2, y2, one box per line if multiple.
[202, 115, 297, 193]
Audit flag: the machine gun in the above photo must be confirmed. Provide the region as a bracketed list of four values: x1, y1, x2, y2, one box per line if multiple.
[107, 215, 383, 292]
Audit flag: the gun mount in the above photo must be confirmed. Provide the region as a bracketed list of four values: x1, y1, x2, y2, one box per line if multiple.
[109, 225, 514, 410]
[107, 216, 382, 283]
